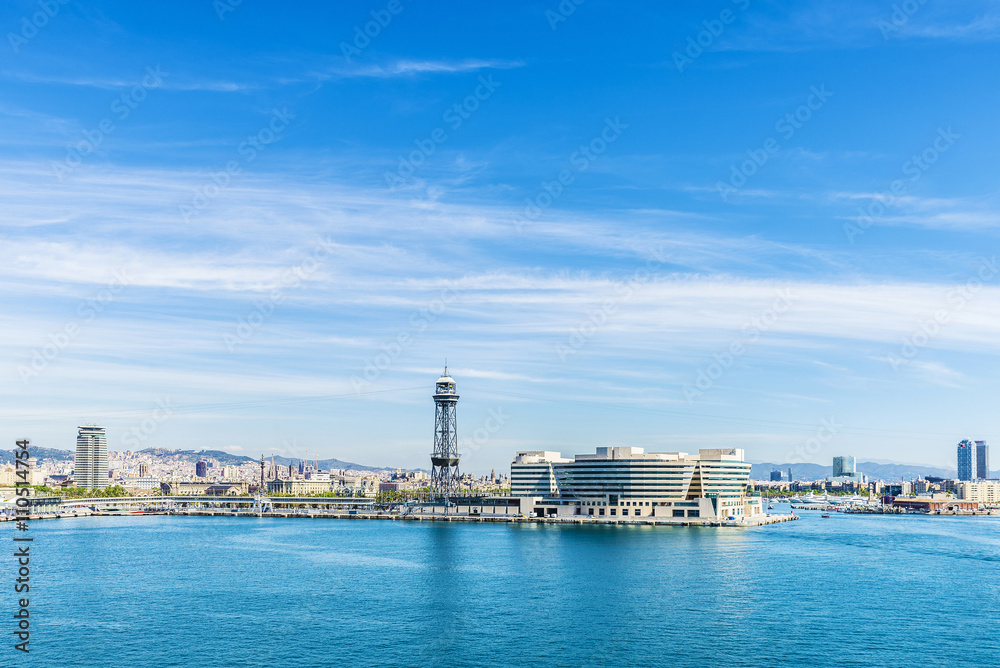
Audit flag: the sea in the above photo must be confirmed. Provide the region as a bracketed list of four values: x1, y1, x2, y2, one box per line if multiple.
[6, 506, 1000, 667]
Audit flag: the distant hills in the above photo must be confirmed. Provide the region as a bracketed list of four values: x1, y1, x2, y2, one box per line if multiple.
[0, 447, 411, 472]
[0, 447, 75, 465]
[138, 448, 409, 472]
[748, 461, 993, 481]
[139, 448, 256, 466]
[254, 454, 399, 473]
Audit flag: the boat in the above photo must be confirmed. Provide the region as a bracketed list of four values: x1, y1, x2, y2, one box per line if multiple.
[767, 504, 774, 510]
[821, 513, 831, 518]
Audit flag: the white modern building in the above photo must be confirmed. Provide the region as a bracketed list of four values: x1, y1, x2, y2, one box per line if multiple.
[75, 425, 109, 490]
[511, 447, 762, 522]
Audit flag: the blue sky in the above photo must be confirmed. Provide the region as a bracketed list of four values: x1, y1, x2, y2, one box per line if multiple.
[2, 0, 999, 474]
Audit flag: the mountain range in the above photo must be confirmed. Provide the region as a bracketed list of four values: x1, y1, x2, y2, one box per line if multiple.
[0, 447, 412, 472]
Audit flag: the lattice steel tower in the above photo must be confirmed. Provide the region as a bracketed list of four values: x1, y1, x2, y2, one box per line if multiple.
[431, 367, 461, 503]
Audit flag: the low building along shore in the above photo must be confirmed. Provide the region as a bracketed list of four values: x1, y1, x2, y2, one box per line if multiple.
[510, 447, 763, 523]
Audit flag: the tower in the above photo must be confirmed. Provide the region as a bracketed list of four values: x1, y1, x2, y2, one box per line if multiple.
[75, 425, 109, 490]
[957, 439, 974, 481]
[975, 441, 989, 480]
[431, 367, 461, 504]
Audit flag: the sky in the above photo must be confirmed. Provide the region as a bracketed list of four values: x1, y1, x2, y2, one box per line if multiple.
[2, 0, 999, 474]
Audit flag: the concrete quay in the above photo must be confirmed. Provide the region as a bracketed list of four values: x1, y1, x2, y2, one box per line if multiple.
[166, 509, 798, 527]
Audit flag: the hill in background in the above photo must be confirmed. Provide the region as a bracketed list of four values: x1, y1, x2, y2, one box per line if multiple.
[0, 447, 76, 465]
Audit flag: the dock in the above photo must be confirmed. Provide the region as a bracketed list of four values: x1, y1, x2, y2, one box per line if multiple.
[2, 510, 799, 527]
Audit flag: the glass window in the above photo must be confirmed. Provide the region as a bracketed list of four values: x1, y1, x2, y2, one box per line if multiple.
[610, 509, 617, 516]
[672, 509, 684, 517]
[622, 509, 629, 516]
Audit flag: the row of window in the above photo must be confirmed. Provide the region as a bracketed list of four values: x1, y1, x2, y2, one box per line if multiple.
[572, 507, 701, 518]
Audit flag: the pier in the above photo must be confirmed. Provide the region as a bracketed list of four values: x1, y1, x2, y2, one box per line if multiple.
[0, 495, 799, 528]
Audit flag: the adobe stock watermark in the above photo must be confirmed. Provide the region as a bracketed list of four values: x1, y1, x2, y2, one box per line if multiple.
[121, 399, 176, 449]
[545, 0, 586, 30]
[844, 126, 959, 243]
[340, 0, 411, 61]
[716, 85, 833, 202]
[513, 116, 627, 232]
[350, 283, 460, 392]
[180, 107, 295, 223]
[384, 75, 501, 188]
[16, 269, 131, 385]
[7, 0, 70, 54]
[876, 0, 928, 39]
[784, 417, 842, 466]
[223, 237, 337, 352]
[462, 407, 510, 463]
[213, 0, 244, 21]
[672, 0, 752, 73]
[885, 256, 998, 371]
[51, 65, 168, 181]
[556, 248, 667, 362]
[682, 288, 796, 402]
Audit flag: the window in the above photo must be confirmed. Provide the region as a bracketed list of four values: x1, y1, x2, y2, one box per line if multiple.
[599, 508, 605, 516]
[622, 509, 629, 516]
[672, 509, 684, 517]
[610, 509, 617, 516]
[588, 508, 594, 515]
[634, 509, 641, 516]
[688, 510, 700, 518]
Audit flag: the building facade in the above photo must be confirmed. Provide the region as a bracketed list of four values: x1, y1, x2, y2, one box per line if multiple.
[832, 456, 855, 478]
[511, 447, 761, 521]
[957, 480, 1000, 505]
[266, 479, 335, 495]
[957, 439, 975, 481]
[975, 441, 989, 480]
[74, 425, 109, 490]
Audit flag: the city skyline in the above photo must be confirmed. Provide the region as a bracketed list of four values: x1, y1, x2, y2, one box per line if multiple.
[3, 1, 1000, 474]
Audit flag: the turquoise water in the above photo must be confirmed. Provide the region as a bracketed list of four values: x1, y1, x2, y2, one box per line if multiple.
[6, 508, 1000, 667]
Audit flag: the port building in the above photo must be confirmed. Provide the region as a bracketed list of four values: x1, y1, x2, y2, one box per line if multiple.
[510, 447, 762, 521]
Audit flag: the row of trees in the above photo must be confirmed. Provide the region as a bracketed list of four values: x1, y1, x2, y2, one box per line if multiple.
[31, 485, 130, 498]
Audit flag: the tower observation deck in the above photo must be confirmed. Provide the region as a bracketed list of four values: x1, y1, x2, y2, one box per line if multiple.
[431, 367, 460, 503]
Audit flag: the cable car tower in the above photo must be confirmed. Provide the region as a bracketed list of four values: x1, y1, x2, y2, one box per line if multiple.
[430, 367, 461, 506]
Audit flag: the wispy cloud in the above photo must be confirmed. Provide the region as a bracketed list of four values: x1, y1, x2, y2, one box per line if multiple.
[334, 58, 525, 78]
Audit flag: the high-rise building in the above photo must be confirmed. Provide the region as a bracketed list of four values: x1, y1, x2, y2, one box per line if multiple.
[957, 439, 975, 481]
[832, 456, 856, 478]
[196, 460, 208, 478]
[975, 441, 989, 480]
[787, 468, 793, 482]
[770, 470, 782, 481]
[75, 425, 109, 490]
[137, 461, 150, 478]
